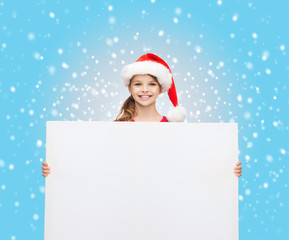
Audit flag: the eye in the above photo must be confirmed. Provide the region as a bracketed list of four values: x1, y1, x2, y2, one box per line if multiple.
[134, 83, 141, 86]
[150, 83, 156, 86]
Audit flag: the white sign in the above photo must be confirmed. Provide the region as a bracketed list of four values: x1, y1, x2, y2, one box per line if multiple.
[45, 122, 238, 240]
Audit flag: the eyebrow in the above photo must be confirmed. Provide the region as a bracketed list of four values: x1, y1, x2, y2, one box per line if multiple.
[132, 80, 157, 83]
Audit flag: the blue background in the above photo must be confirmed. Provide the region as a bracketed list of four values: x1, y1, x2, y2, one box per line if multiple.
[0, 0, 288, 239]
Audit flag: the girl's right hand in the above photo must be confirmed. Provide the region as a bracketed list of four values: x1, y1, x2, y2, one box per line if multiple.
[42, 162, 51, 177]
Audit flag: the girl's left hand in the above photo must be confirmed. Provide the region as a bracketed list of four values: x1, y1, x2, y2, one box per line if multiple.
[234, 161, 242, 177]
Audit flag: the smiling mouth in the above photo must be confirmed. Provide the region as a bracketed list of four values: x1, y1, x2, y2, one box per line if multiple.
[138, 95, 152, 100]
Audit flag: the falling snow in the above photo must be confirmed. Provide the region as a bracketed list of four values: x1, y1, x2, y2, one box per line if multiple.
[1, 1, 288, 239]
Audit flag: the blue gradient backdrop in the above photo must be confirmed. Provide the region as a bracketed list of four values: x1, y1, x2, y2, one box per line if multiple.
[0, 1, 288, 239]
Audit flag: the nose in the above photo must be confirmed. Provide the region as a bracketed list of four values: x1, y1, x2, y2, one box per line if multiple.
[142, 84, 148, 92]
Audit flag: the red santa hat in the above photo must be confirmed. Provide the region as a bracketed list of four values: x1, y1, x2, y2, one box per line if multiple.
[121, 53, 187, 122]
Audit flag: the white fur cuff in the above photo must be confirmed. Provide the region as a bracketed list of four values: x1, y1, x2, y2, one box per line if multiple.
[121, 61, 173, 92]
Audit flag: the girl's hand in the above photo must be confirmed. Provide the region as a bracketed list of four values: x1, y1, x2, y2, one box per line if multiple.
[42, 162, 51, 177]
[234, 161, 242, 177]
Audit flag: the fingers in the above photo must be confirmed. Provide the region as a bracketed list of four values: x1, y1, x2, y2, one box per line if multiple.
[234, 163, 242, 175]
[234, 165, 242, 170]
[234, 161, 242, 177]
[234, 161, 242, 176]
[42, 162, 50, 177]
[42, 170, 50, 177]
[42, 165, 51, 170]
[42, 162, 50, 170]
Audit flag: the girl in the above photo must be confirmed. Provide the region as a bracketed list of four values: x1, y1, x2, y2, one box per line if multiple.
[42, 53, 242, 177]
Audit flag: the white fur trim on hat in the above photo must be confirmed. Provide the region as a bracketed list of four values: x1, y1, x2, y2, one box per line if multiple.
[167, 105, 187, 122]
[121, 61, 173, 93]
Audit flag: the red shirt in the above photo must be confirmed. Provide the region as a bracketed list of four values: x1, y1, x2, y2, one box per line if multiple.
[114, 116, 169, 122]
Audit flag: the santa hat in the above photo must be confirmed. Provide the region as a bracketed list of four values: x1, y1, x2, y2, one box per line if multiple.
[121, 53, 187, 122]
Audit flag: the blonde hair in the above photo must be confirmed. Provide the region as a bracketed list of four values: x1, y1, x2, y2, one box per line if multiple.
[115, 74, 160, 121]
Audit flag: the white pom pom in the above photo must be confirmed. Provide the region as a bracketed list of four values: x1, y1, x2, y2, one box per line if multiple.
[167, 105, 187, 122]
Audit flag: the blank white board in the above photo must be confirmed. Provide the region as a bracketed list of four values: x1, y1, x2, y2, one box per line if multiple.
[45, 121, 238, 240]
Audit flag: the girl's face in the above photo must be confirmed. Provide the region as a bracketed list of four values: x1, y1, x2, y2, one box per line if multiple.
[129, 74, 162, 107]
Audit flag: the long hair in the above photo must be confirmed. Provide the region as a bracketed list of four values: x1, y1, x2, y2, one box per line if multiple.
[115, 74, 159, 121]
[115, 94, 138, 121]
